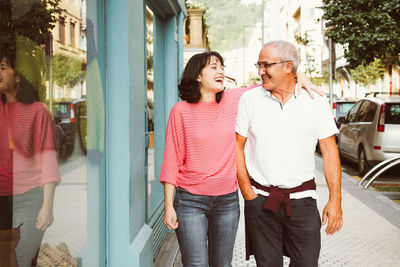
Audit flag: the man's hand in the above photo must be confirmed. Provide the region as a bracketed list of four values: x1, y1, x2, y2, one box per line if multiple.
[297, 72, 325, 98]
[322, 198, 343, 235]
[244, 191, 258, 201]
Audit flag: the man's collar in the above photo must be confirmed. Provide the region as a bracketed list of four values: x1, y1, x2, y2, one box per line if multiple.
[294, 84, 299, 98]
[262, 84, 299, 99]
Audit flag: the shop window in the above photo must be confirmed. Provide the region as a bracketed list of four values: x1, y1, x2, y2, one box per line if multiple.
[146, 6, 155, 218]
[0, 1, 101, 266]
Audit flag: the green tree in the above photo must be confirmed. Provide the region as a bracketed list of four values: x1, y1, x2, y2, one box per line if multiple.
[1, 0, 63, 101]
[321, 69, 338, 85]
[294, 32, 318, 77]
[0, 0, 63, 50]
[321, 0, 400, 68]
[294, 32, 310, 46]
[52, 54, 85, 88]
[349, 58, 385, 90]
[193, 0, 260, 52]
[248, 72, 261, 86]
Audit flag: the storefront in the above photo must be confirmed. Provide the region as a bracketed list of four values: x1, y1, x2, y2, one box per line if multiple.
[1, 1, 184, 265]
[80, 0, 185, 266]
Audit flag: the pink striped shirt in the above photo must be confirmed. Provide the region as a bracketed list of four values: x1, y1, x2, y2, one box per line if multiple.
[160, 87, 248, 196]
[0, 101, 61, 196]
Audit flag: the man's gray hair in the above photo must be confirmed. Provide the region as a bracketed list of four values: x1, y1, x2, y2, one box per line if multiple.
[263, 40, 298, 74]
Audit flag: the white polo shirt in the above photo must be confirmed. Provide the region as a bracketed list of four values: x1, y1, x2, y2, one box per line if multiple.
[235, 85, 338, 199]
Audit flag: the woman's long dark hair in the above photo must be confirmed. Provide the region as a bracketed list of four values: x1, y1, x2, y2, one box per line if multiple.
[0, 52, 39, 104]
[178, 51, 225, 103]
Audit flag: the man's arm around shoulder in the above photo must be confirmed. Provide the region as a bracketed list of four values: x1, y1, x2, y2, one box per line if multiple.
[236, 133, 257, 200]
[319, 135, 343, 235]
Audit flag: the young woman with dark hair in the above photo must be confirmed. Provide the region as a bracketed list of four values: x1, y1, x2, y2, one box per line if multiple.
[178, 51, 225, 103]
[160, 51, 321, 266]
[0, 51, 60, 267]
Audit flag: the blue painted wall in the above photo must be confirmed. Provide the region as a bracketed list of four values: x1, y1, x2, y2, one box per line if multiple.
[105, 0, 151, 265]
[81, 0, 185, 267]
[79, 0, 107, 266]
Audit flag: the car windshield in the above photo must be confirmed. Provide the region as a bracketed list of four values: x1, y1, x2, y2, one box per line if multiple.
[385, 103, 400, 124]
[53, 103, 70, 119]
[337, 102, 355, 117]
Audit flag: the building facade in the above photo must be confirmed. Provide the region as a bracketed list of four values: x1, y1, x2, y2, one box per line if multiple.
[50, 0, 87, 100]
[183, 8, 209, 65]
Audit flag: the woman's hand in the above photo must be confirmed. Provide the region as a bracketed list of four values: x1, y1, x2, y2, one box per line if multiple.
[163, 205, 178, 230]
[36, 204, 53, 231]
[297, 72, 325, 98]
[163, 183, 178, 230]
[36, 182, 57, 231]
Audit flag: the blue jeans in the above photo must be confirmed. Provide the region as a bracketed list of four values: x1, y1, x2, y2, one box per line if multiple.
[174, 188, 240, 267]
[13, 187, 44, 267]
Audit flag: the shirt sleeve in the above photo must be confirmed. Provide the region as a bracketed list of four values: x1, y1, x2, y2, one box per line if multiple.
[37, 104, 61, 186]
[315, 97, 339, 140]
[38, 150, 61, 186]
[0, 101, 9, 163]
[235, 93, 250, 137]
[159, 105, 186, 186]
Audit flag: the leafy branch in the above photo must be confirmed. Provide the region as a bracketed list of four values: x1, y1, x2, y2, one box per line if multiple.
[321, 0, 400, 68]
[52, 54, 85, 88]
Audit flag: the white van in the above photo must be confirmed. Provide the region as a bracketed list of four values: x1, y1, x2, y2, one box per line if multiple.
[337, 94, 400, 174]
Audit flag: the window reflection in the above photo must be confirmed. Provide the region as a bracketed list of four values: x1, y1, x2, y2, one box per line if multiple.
[1, 1, 88, 266]
[146, 6, 155, 218]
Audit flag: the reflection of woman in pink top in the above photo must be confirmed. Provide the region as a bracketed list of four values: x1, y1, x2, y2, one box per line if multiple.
[0, 51, 60, 267]
[160, 51, 319, 266]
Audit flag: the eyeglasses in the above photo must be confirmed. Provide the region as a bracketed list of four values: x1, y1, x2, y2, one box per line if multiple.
[255, 61, 290, 71]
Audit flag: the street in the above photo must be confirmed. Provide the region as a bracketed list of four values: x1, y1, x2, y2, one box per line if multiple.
[339, 156, 400, 205]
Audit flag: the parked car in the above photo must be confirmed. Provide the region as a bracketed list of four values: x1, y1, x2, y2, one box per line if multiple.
[53, 97, 87, 160]
[337, 94, 400, 175]
[333, 98, 358, 128]
[325, 93, 338, 100]
[315, 97, 357, 154]
[73, 97, 87, 155]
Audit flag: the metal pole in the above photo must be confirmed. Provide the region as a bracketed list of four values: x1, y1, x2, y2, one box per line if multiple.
[243, 25, 245, 86]
[262, 0, 265, 45]
[328, 38, 333, 108]
[49, 35, 54, 114]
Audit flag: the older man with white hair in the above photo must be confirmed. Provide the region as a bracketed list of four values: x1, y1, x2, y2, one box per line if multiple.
[236, 40, 343, 267]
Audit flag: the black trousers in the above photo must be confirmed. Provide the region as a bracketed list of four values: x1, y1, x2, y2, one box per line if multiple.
[0, 196, 13, 230]
[245, 196, 321, 267]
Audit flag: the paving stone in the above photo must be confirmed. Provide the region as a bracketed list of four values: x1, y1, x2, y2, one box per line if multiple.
[42, 164, 87, 256]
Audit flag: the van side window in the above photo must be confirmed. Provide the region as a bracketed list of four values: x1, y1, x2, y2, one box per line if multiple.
[386, 104, 400, 124]
[347, 101, 363, 122]
[357, 101, 377, 122]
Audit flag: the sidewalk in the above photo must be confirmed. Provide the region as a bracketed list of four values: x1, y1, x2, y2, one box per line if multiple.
[42, 137, 88, 256]
[157, 156, 400, 267]
[42, 159, 87, 256]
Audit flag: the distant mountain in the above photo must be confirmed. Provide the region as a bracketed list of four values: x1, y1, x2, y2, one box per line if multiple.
[193, 0, 260, 52]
